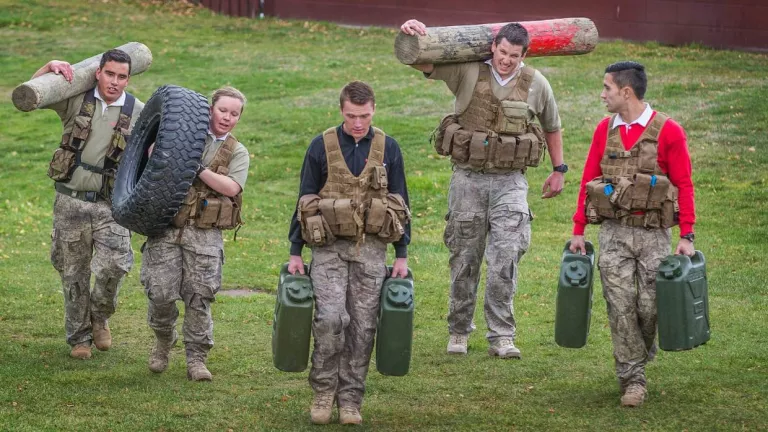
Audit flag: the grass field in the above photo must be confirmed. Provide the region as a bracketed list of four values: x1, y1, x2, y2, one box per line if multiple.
[1, 0, 767, 430]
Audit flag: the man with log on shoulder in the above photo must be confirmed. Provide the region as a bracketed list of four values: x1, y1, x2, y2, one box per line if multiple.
[29, 49, 144, 359]
[400, 19, 566, 359]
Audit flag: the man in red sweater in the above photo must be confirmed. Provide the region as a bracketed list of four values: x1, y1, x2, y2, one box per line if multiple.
[569, 61, 696, 407]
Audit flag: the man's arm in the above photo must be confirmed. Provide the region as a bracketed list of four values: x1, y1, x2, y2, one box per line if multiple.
[33, 60, 74, 82]
[400, 19, 434, 74]
[287, 137, 326, 274]
[541, 130, 565, 198]
[197, 168, 242, 197]
[386, 138, 410, 278]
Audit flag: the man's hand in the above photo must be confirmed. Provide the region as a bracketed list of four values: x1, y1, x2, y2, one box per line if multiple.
[542, 171, 564, 199]
[674, 239, 695, 257]
[400, 19, 427, 36]
[569, 235, 587, 255]
[391, 257, 408, 278]
[288, 255, 305, 275]
[49, 61, 74, 82]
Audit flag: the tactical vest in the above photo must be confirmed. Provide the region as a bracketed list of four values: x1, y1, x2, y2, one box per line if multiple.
[48, 89, 135, 200]
[431, 64, 546, 172]
[172, 135, 243, 230]
[297, 127, 410, 247]
[584, 113, 680, 229]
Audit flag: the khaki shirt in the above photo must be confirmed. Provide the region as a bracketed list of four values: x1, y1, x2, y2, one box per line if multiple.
[202, 135, 250, 190]
[427, 62, 562, 133]
[49, 90, 144, 191]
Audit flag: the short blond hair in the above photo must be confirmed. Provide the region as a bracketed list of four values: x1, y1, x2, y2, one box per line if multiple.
[211, 86, 247, 110]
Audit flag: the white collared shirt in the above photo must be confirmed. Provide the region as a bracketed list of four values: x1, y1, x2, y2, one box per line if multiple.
[93, 87, 126, 115]
[207, 130, 230, 142]
[611, 103, 653, 131]
[485, 59, 526, 86]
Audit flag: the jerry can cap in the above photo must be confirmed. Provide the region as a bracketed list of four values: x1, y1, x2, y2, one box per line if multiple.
[285, 280, 313, 302]
[564, 261, 588, 286]
[386, 285, 413, 307]
[658, 257, 682, 279]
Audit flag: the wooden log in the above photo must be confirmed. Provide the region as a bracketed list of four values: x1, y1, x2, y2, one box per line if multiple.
[394, 18, 598, 65]
[12, 42, 153, 112]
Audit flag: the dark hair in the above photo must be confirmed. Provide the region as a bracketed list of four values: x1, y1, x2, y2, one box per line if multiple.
[99, 49, 132, 75]
[339, 81, 375, 108]
[494, 23, 530, 53]
[605, 61, 647, 100]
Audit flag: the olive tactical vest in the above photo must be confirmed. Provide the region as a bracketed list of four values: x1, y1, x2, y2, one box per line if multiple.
[48, 89, 135, 200]
[584, 112, 680, 229]
[172, 134, 243, 230]
[296, 127, 411, 246]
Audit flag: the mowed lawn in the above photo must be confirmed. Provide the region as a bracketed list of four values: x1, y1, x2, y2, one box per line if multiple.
[0, 0, 766, 430]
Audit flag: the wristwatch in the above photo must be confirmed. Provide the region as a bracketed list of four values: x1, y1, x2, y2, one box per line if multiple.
[553, 163, 568, 174]
[681, 233, 695, 243]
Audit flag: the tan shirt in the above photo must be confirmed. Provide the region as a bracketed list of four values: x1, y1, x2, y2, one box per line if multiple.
[49, 90, 144, 191]
[427, 62, 562, 133]
[202, 134, 250, 190]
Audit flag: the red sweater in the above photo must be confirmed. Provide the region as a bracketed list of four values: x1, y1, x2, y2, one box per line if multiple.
[572, 112, 696, 236]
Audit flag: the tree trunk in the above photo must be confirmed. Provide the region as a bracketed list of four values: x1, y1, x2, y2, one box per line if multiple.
[12, 42, 153, 112]
[394, 18, 598, 65]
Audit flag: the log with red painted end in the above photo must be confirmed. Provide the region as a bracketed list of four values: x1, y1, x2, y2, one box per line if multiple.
[394, 17, 598, 65]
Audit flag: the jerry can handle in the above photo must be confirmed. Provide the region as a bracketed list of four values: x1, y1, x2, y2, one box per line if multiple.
[691, 250, 704, 266]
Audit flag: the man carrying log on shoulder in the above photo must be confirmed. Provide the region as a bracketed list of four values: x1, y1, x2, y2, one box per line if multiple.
[30, 49, 144, 359]
[400, 19, 566, 359]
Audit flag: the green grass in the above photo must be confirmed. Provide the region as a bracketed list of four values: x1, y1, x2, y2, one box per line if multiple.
[1, 0, 767, 430]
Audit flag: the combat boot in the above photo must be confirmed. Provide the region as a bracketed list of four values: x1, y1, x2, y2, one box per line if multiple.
[186, 343, 212, 381]
[148, 329, 179, 373]
[339, 406, 363, 425]
[92, 319, 112, 351]
[447, 334, 468, 355]
[620, 383, 647, 407]
[70, 342, 92, 359]
[488, 338, 522, 359]
[310, 392, 335, 425]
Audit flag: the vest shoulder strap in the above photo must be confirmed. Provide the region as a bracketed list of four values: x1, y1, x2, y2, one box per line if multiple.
[116, 93, 136, 130]
[639, 112, 669, 143]
[606, 114, 621, 150]
[477, 63, 491, 83]
[369, 127, 386, 165]
[515, 66, 536, 102]
[208, 134, 238, 172]
[322, 127, 345, 167]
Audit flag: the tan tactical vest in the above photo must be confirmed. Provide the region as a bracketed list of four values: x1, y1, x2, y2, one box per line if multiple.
[48, 89, 135, 200]
[584, 113, 680, 229]
[172, 134, 243, 230]
[296, 127, 410, 246]
[431, 64, 546, 172]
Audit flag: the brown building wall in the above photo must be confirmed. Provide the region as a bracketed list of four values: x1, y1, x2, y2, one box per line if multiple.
[201, 0, 768, 51]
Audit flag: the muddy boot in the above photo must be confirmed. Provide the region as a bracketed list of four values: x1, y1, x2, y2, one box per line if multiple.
[186, 343, 212, 381]
[148, 329, 178, 373]
[92, 319, 112, 351]
[70, 342, 92, 359]
[310, 392, 335, 425]
[339, 406, 363, 425]
[620, 383, 647, 407]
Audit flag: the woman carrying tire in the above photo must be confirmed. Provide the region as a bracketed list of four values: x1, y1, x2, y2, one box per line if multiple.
[141, 87, 250, 381]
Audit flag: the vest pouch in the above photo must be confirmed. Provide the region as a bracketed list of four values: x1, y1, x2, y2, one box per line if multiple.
[637, 141, 658, 173]
[71, 115, 91, 143]
[584, 198, 604, 224]
[196, 197, 221, 229]
[378, 193, 410, 243]
[644, 210, 661, 228]
[586, 178, 616, 219]
[47, 148, 77, 182]
[172, 189, 198, 227]
[514, 134, 532, 170]
[631, 173, 653, 209]
[450, 130, 472, 163]
[216, 198, 235, 229]
[365, 197, 388, 234]
[498, 100, 528, 135]
[105, 131, 128, 163]
[432, 114, 460, 156]
[468, 131, 488, 168]
[646, 175, 670, 209]
[518, 132, 543, 167]
[371, 166, 388, 190]
[494, 135, 517, 168]
[660, 186, 680, 228]
[611, 177, 634, 211]
[319, 199, 357, 238]
[303, 214, 328, 246]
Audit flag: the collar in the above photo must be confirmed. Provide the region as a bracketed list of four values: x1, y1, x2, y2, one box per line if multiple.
[207, 130, 230, 142]
[485, 59, 525, 86]
[93, 87, 126, 114]
[612, 103, 653, 129]
[339, 124, 374, 143]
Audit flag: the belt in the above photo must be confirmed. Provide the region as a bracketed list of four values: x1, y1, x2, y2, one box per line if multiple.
[54, 183, 101, 203]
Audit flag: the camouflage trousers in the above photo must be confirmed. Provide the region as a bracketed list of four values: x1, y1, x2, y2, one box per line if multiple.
[140, 226, 223, 347]
[444, 168, 531, 342]
[308, 237, 387, 409]
[598, 219, 670, 390]
[50, 193, 133, 346]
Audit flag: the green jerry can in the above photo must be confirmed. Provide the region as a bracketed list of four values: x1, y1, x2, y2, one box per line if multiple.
[555, 240, 596, 348]
[656, 251, 710, 351]
[272, 263, 314, 372]
[375, 266, 414, 377]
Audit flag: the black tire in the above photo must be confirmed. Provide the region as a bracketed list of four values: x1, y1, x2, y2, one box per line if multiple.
[112, 85, 209, 236]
